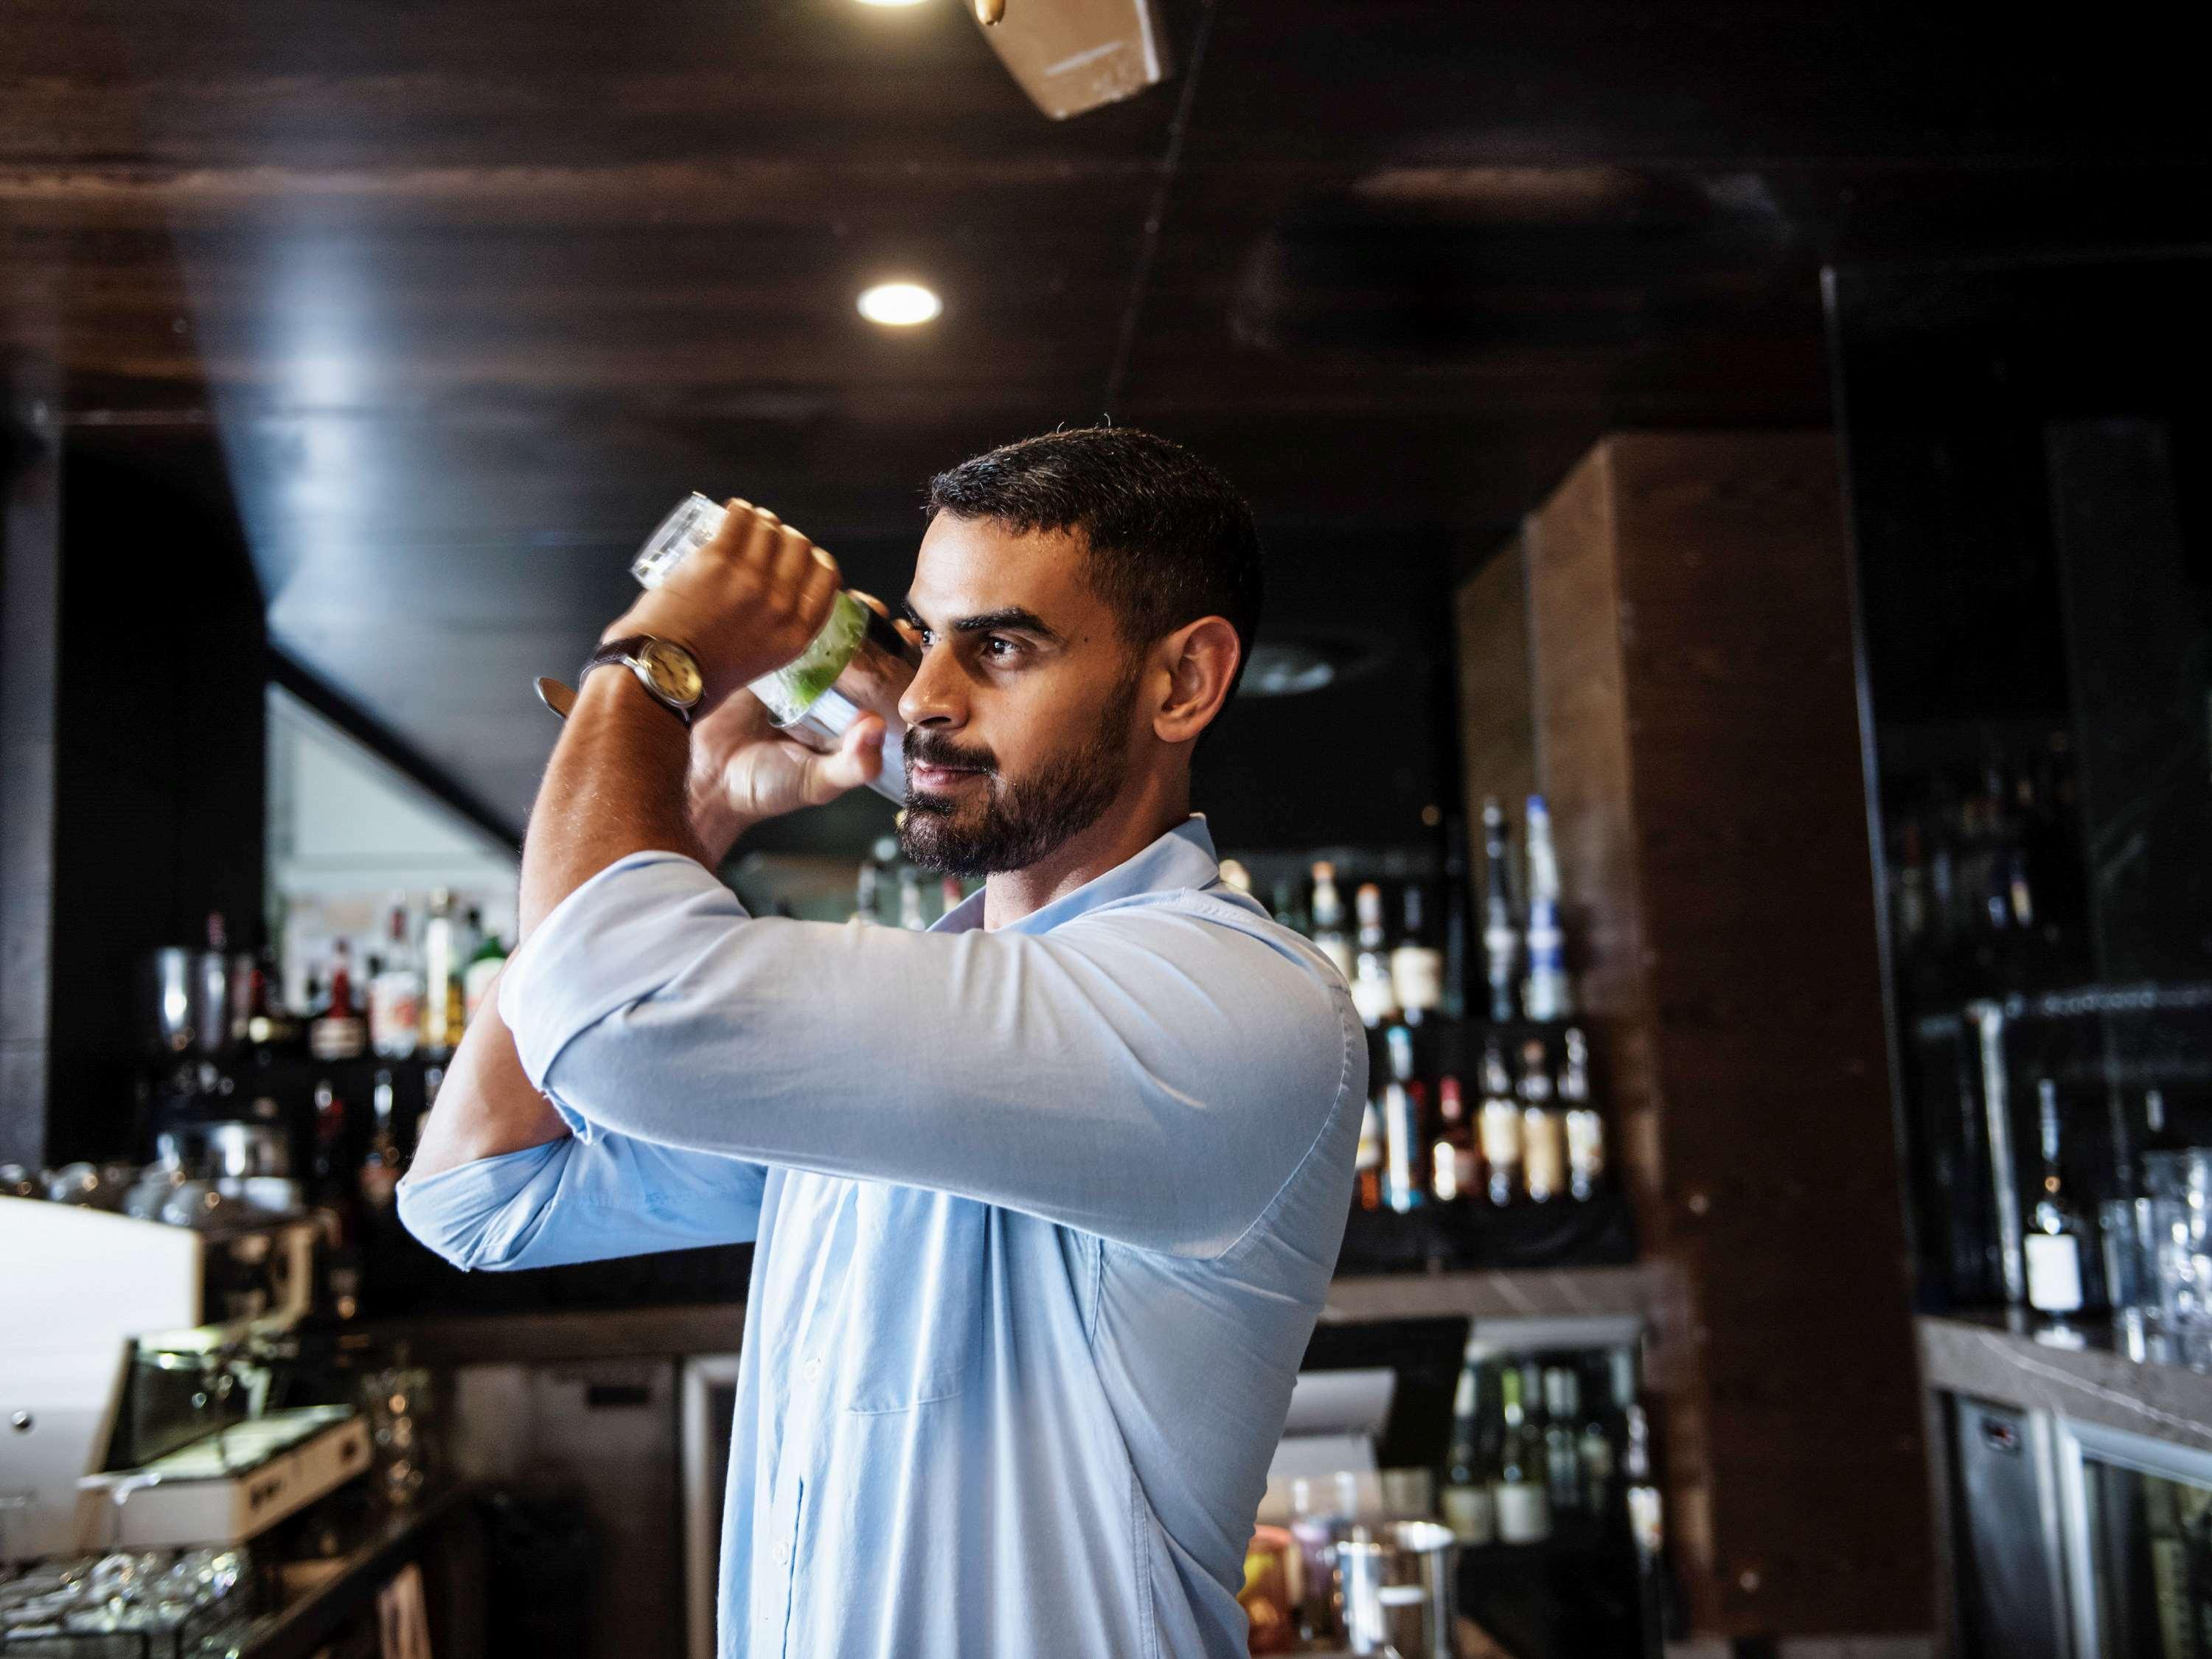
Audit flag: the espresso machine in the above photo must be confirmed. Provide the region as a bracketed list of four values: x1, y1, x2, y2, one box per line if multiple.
[0, 1195, 369, 1562]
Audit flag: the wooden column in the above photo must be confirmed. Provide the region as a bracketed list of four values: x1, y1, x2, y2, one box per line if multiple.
[1484, 432, 1931, 1637]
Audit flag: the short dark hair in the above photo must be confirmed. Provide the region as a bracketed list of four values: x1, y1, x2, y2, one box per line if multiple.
[923, 427, 1264, 705]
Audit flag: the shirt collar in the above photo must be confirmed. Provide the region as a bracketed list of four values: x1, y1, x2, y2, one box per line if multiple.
[928, 815, 1221, 936]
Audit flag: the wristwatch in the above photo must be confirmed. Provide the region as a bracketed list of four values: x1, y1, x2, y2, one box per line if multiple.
[580, 634, 705, 726]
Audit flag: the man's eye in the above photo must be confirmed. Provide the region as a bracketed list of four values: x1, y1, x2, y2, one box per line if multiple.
[981, 636, 1018, 661]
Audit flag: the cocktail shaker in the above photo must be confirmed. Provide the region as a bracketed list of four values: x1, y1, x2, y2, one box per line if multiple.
[633, 493, 921, 803]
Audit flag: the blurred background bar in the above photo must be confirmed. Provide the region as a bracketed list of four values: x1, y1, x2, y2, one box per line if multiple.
[4, 2, 2212, 1656]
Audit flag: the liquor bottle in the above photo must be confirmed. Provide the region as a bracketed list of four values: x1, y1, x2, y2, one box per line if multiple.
[310, 940, 366, 1062]
[1624, 1402, 1669, 1650]
[1270, 880, 1310, 938]
[1310, 863, 1353, 981]
[210, 913, 257, 1053]
[1352, 884, 1401, 1028]
[420, 888, 464, 1056]
[1523, 796, 1573, 1021]
[418, 1064, 444, 1150]
[1480, 800, 1520, 1023]
[310, 1078, 362, 1321]
[369, 898, 424, 1060]
[1441, 1362, 1498, 1545]
[1579, 1354, 1620, 1517]
[1354, 1092, 1385, 1213]
[2025, 1078, 2086, 1316]
[1287, 1476, 1349, 1644]
[899, 864, 928, 931]
[2143, 1478, 2192, 1659]
[1519, 1040, 1566, 1205]
[1430, 1075, 1476, 1206]
[1543, 1367, 1585, 1512]
[1492, 1365, 1553, 1544]
[463, 922, 507, 1026]
[243, 947, 301, 1052]
[1478, 1043, 1524, 1207]
[359, 1069, 404, 1212]
[940, 876, 966, 919]
[1560, 1026, 1606, 1202]
[1893, 821, 1929, 948]
[1380, 1024, 1427, 1213]
[852, 860, 883, 925]
[1390, 883, 1446, 1026]
[2146, 1088, 2184, 1155]
[2183, 1490, 2212, 1659]
[1441, 817, 1472, 1022]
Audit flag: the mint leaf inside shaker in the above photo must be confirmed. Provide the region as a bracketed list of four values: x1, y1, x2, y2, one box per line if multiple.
[750, 591, 865, 724]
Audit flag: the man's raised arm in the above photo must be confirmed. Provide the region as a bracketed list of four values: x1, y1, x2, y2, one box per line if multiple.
[408, 970, 568, 1181]
[398, 967, 770, 1270]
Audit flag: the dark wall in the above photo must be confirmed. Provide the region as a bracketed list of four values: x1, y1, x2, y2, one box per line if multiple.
[1, 397, 62, 1167]
[40, 436, 267, 1163]
[1833, 252, 2212, 1312]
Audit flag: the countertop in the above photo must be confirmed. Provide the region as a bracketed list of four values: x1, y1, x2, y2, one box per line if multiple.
[1919, 1310, 2212, 1452]
[357, 1265, 1664, 1367]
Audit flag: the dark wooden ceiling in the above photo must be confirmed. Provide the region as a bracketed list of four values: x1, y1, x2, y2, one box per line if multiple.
[6, 0, 2211, 851]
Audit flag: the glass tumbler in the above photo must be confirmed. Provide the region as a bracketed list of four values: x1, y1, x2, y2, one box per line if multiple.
[2146, 1151, 2212, 1337]
[2101, 1196, 2162, 1325]
[634, 494, 920, 802]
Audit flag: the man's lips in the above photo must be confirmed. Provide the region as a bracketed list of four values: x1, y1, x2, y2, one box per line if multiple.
[911, 762, 986, 791]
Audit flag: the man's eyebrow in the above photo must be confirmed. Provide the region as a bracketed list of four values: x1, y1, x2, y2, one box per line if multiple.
[900, 600, 1065, 644]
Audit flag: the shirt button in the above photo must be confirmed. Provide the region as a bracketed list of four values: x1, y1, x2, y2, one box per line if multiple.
[775, 1540, 792, 1567]
[803, 1357, 823, 1382]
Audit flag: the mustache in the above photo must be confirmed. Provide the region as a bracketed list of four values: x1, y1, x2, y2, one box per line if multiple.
[905, 734, 997, 774]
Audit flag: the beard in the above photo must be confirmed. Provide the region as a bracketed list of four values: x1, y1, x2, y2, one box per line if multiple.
[897, 667, 1141, 879]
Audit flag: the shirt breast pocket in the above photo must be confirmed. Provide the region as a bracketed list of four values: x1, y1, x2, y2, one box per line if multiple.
[841, 1183, 990, 1414]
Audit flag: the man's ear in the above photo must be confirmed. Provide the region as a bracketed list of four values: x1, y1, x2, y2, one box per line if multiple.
[1152, 616, 1241, 746]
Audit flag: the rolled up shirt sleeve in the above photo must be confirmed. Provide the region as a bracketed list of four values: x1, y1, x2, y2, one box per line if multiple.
[498, 851, 1357, 1259]
[396, 1126, 768, 1272]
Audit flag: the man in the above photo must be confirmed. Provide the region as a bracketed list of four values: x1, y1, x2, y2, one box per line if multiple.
[398, 427, 1363, 1658]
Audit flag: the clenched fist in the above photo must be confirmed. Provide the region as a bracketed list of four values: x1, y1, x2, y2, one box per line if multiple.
[605, 498, 842, 713]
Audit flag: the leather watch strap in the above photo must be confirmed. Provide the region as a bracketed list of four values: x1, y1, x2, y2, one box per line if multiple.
[580, 634, 694, 727]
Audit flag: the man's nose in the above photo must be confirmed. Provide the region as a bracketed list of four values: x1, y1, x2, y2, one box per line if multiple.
[898, 644, 965, 730]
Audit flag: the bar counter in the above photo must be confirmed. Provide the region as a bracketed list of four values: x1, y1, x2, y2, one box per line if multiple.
[352, 1265, 1662, 1367]
[1918, 1310, 2212, 1453]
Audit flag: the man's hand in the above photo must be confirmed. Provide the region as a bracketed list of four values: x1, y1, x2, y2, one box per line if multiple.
[605, 498, 842, 712]
[686, 692, 886, 865]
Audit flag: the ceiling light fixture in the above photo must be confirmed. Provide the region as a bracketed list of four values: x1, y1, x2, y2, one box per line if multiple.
[857, 282, 942, 327]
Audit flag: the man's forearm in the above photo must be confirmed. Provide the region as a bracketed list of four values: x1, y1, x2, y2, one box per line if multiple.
[407, 971, 571, 1180]
[520, 667, 707, 940]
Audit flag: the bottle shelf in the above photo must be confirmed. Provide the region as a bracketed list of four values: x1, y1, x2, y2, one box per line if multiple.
[1323, 1264, 1655, 1330]
[1911, 978, 2212, 1042]
[1335, 1189, 1638, 1279]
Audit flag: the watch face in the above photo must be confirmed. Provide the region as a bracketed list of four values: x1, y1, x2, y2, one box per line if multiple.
[639, 640, 703, 706]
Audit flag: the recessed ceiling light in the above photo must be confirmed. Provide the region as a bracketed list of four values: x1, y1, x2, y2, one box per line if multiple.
[857, 282, 942, 327]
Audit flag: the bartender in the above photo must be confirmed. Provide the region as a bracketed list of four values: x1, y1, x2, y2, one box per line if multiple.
[398, 426, 1362, 1658]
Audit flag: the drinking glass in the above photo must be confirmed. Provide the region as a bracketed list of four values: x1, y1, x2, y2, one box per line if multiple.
[2101, 1197, 2161, 1324]
[633, 494, 920, 802]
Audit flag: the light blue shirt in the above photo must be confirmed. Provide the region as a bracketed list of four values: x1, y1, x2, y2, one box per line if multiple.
[397, 815, 1363, 1658]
